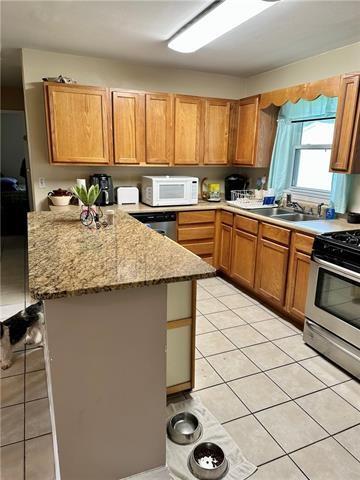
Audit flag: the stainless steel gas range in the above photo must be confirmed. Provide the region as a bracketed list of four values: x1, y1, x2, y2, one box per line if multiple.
[304, 230, 360, 379]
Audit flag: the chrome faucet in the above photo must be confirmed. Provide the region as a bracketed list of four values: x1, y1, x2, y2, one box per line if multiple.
[317, 203, 325, 217]
[291, 202, 306, 213]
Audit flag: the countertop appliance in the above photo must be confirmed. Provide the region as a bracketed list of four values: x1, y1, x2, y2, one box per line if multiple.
[130, 211, 176, 240]
[225, 174, 249, 201]
[90, 174, 114, 206]
[141, 176, 198, 207]
[304, 230, 360, 379]
[348, 211, 360, 224]
[201, 178, 221, 202]
[116, 186, 139, 205]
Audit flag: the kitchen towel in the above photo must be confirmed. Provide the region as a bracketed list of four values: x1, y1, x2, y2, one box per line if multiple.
[166, 397, 257, 480]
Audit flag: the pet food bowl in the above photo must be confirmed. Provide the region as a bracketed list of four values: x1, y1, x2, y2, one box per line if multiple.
[167, 412, 202, 445]
[188, 442, 228, 480]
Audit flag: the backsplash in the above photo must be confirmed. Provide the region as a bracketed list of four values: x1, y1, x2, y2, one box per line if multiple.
[40, 166, 269, 210]
[349, 175, 360, 213]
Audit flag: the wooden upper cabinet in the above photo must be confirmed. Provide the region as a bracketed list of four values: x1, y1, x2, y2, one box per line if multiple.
[44, 83, 110, 164]
[203, 99, 231, 164]
[112, 91, 145, 164]
[330, 74, 360, 174]
[234, 96, 259, 166]
[233, 95, 278, 168]
[174, 95, 203, 165]
[145, 93, 174, 164]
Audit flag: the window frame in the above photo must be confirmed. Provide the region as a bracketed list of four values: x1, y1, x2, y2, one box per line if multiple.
[289, 117, 335, 202]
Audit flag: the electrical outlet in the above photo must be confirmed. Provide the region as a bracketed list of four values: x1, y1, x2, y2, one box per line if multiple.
[39, 177, 46, 188]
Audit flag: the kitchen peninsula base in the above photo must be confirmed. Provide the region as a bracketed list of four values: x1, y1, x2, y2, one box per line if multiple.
[44, 285, 167, 480]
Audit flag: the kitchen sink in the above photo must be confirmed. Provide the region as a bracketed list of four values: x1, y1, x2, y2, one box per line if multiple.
[246, 208, 292, 217]
[271, 213, 321, 222]
[247, 208, 321, 222]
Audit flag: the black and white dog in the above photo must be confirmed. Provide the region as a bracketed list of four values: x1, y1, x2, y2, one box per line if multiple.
[0, 302, 44, 369]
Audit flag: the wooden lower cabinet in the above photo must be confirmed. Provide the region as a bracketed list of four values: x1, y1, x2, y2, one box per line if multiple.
[218, 223, 232, 273]
[286, 233, 314, 324]
[286, 251, 311, 323]
[177, 210, 216, 265]
[231, 229, 257, 288]
[255, 238, 289, 308]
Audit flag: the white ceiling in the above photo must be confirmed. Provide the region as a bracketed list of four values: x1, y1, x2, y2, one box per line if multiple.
[1, 0, 360, 86]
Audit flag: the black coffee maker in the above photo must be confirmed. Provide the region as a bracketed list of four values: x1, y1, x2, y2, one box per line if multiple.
[89, 174, 114, 206]
[225, 174, 249, 201]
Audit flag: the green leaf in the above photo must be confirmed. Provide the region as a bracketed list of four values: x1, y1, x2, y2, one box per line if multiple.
[71, 184, 99, 206]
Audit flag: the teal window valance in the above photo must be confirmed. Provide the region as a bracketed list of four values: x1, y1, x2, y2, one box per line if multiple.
[268, 95, 353, 213]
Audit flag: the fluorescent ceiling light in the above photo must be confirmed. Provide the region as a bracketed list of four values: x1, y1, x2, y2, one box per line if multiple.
[168, 0, 279, 53]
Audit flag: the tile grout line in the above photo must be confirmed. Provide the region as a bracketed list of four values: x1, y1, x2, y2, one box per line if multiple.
[195, 285, 360, 468]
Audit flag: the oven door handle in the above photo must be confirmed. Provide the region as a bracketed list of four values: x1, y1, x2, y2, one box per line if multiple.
[306, 320, 360, 362]
[312, 255, 360, 282]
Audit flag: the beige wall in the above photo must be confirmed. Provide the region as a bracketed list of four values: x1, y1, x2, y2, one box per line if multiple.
[22, 48, 249, 210]
[246, 42, 360, 95]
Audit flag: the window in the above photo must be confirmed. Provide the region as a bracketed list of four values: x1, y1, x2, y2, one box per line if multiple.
[290, 118, 335, 198]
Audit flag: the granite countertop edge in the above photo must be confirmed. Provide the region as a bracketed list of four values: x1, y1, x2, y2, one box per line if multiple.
[29, 271, 215, 301]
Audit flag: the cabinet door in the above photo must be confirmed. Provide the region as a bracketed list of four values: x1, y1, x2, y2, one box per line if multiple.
[174, 95, 203, 165]
[255, 238, 289, 307]
[166, 323, 192, 389]
[112, 91, 145, 164]
[203, 99, 230, 164]
[145, 93, 174, 164]
[231, 229, 257, 288]
[219, 223, 233, 273]
[286, 251, 311, 323]
[45, 84, 110, 164]
[330, 74, 360, 173]
[234, 96, 259, 166]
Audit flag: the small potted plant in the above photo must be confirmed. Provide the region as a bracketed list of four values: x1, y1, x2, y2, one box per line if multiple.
[72, 184, 101, 227]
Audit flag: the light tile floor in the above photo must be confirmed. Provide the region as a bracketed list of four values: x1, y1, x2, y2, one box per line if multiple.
[1, 236, 54, 480]
[1, 237, 360, 480]
[191, 278, 360, 479]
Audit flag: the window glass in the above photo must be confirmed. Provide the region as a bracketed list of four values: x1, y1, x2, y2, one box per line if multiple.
[291, 117, 335, 193]
[301, 119, 335, 145]
[294, 149, 333, 190]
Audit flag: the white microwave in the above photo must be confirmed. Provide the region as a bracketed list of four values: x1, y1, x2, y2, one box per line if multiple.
[141, 176, 199, 207]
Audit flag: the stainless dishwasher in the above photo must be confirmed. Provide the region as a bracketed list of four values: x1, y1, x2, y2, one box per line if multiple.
[130, 212, 177, 240]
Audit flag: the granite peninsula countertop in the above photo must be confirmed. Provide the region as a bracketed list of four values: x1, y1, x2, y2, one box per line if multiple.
[28, 210, 215, 300]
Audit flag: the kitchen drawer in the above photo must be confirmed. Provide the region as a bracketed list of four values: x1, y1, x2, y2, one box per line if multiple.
[177, 225, 215, 242]
[293, 232, 314, 255]
[261, 222, 290, 246]
[220, 210, 233, 226]
[234, 215, 259, 235]
[181, 241, 214, 256]
[178, 210, 216, 225]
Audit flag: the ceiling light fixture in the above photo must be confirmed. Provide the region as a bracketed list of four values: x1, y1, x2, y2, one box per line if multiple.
[168, 0, 280, 53]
